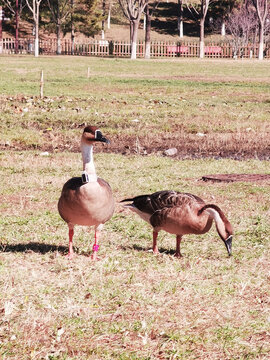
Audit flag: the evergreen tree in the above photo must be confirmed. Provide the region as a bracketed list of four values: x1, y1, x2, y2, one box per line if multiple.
[64, 0, 103, 38]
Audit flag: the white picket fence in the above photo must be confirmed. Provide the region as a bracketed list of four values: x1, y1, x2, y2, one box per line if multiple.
[2, 38, 270, 59]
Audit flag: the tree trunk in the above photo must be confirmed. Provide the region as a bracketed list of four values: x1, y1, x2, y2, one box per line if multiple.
[107, 3, 111, 29]
[0, 7, 2, 54]
[130, 20, 134, 56]
[145, 4, 151, 59]
[143, 13, 146, 30]
[56, 22, 61, 55]
[199, 0, 209, 59]
[34, 16, 39, 57]
[258, 23, 264, 60]
[131, 20, 139, 59]
[199, 17, 204, 58]
[252, 0, 268, 60]
[221, 20, 225, 36]
[15, 0, 19, 54]
[130, 21, 133, 44]
[102, 0, 105, 39]
[71, 0, 74, 55]
[177, 0, 183, 38]
[56, 1, 61, 55]
[178, 19, 183, 38]
[34, 31, 39, 57]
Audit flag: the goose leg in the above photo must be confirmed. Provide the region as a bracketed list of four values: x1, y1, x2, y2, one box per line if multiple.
[67, 224, 74, 260]
[153, 231, 159, 255]
[91, 224, 103, 261]
[175, 235, 182, 258]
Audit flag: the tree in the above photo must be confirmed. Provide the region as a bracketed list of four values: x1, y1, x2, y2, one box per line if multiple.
[144, 2, 151, 58]
[199, 0, 210, 58]
[178, 0, 184, 38]
[107, 0, 111, 29]
[69, 0, 74, 54]
[209, 0, 240, 36]
[252, 0, 269, 59]
[99, 0, 114, 38]
[25, 0, 44, 57]
[46, 0, 71, 54]
[59, 0, 102, 54]
[225, 0, 257, 57]
[101, 0, 106, 39]
[144, 0, 159, 59]
[186, 0, 212, 58]
[0, 0, 26, 53]
[66, 0, 102, 37]
[118, 0, 147, 59]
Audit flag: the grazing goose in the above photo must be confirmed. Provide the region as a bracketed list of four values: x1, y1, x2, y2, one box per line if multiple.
[58, 126, 115, 260]
[121, 191, 233, 257]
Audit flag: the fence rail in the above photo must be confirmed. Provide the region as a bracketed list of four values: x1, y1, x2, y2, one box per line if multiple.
[2, 38, 270, 59]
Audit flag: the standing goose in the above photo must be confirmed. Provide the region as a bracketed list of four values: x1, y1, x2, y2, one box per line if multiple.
[58, 126, 115, 260]
[121, 191, 233, 257]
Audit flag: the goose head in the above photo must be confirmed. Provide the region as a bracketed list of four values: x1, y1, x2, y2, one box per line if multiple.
[80, 126, 110, 177]
[217, 217, 233, 256]
[203, 205, 233, 256]
[81, 126, 110, 146]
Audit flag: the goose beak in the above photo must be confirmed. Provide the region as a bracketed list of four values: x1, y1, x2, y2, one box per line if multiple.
[99, 136, 110, 144]
[95, 130, 110, 144]
[224, 235, 232, 256]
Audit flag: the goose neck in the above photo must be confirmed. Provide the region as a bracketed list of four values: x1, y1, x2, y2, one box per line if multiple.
[81, 143, 96, 175]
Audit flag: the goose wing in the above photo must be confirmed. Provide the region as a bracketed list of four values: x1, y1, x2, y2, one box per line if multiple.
[149, 192, 205, 232]
[121, 190, 176, 215]
[122, 191, 204, 215]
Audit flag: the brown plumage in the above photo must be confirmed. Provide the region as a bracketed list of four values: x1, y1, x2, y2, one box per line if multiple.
[58, 126, 115, 260]
[121, 190, 233, 257]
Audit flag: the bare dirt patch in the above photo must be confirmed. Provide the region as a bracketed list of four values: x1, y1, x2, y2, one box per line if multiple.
[105, 132, 270, 160]
[2, 131, 270, 160]
[201, 174, 270, 183]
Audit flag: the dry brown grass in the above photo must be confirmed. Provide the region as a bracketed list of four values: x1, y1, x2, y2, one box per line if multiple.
[0, 57, 269, 160]
[0, 151, 269, 359]
[0, 56, 269, 359]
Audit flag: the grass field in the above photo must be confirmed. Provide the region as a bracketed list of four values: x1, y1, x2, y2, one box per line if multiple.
[0, 56, 269, 158]
[0, 56, 269, 359]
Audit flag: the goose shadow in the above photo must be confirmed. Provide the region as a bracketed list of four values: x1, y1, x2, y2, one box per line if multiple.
[121, 244, 176, 256]
[0, 242, 68, 255]
[0, 243, 176, 257]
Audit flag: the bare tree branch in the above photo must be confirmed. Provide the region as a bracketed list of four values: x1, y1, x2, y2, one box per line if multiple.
[118, 0, 147, 58]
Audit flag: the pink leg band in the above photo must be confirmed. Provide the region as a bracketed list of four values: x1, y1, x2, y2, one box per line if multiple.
[92, 244, 99, 252]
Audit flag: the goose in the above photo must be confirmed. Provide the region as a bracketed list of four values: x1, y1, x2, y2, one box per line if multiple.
[58, 126, 115, 260]
[121, 190, 233, 257]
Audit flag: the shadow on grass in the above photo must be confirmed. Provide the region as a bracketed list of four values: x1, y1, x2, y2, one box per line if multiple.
[1, 242, 177, 257]
[0, 242, 68, 255]
[121, 244, 176, 256]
